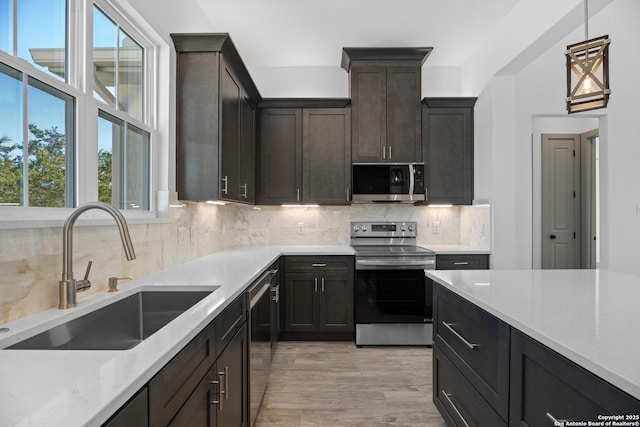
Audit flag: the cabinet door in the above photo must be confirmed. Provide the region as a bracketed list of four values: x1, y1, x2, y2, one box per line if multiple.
[284, 273, 320, 332]
[238, 94, 255, 203]
[386, 66, 422, 162]
[510, 329, 640, 426]
[319, 273, 353, 332]
[423, 101, 474, 204]
[258, 108, 302, 204]
[220, 63, 241, 201]
[303, 108, 351, 205]
[351, 67, 386, 162]
[216, 323, 248, 427]
[168, 368, 218, 427]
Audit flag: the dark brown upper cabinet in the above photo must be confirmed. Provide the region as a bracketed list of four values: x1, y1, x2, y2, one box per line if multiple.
[342, 48, 432, 163]
[422, 97, 476, 205]
[257, 99, 351, 206]
[171, 33, 260, 203]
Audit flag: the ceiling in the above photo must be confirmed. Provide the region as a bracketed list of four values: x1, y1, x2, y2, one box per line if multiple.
[120, 0, 608, 96]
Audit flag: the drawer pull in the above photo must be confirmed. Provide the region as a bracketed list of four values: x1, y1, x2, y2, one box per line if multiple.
[442, 321, 478, 350]
[442, 390, 470, 427]
[311, 263, 327, 267]
[546, 412, 567, 425]
[453, 262, 470, 265]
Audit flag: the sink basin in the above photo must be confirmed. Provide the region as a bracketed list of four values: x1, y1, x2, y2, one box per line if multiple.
[7, 287, 219, 350]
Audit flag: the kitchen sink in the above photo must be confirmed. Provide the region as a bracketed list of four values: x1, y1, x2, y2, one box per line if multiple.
[6, 287, 219, 350]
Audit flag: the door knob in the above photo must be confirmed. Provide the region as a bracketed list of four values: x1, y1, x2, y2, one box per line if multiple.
[549, 234, 557, 239]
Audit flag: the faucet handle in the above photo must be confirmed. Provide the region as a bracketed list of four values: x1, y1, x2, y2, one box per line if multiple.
[76, 261, 93, 292]
[108, 277, 131, 292]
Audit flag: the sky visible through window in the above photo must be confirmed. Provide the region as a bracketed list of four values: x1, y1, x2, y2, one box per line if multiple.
[0, 1, 131, 202]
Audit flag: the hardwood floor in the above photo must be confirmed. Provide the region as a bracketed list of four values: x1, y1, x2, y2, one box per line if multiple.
[254, 341, 447, 427]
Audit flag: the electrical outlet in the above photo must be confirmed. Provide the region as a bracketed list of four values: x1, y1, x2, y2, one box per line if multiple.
[177, 227, 187, 245]
[432, 221, 440, 234]
[297, 222, 305, 235]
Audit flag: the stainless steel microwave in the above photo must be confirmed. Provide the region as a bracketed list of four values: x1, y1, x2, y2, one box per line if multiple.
[351, 163, 426, 203]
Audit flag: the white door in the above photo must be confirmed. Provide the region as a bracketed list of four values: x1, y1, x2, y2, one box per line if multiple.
[541, 134, 580, 269]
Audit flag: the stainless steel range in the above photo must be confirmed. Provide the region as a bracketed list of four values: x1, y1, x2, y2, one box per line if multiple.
[351, 221, 435, 346]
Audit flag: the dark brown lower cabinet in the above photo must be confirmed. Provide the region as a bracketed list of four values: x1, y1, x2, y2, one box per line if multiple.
[510, 328, 640, 426]
[432, 281, 640, 427]
[146, 294, 247, 427]
[169, 323, 247, 427]
[282, 256, 354, 340]
[433, 347, 507, 427]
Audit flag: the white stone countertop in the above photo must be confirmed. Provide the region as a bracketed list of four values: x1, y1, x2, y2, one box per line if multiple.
[425, 269, 640, 400]
[0, 245, 354, 427]
[421, 244, 490, 254]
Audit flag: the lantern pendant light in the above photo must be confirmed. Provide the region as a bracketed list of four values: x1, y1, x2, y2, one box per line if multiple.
[565, 0, 611, 113]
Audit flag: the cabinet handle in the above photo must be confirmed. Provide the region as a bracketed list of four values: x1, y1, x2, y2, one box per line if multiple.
[546, 412, 567, 425]
[441, 390, 470, 427]
[453, 262, 470, 266]
[314, 277, 318, 292]
[241, 183, 248, 198]
[442, 321, 478, 350]
[321, 277, 325, 292]
[221, 176, 228, 195]
[223, 366, 229, 401]
[297, 188, 300, 202]
[382, 145, 386, 160]
[311, 263, 327, 267]
[209, 379, 221, 407]
[388, 145, 392, 160]
[346, 188, 350, 202]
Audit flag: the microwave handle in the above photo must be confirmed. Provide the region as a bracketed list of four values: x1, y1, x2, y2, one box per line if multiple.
[409, 165, 415, 196]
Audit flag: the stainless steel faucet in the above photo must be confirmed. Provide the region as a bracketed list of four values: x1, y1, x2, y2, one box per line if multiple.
[59, 202, 136, 309]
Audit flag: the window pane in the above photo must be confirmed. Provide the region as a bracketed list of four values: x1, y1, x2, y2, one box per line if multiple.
[0, 63, 23, 206]
[27, 77, 74, 207]
[97, 111, 123, 206]
[0, 0, 11, 54]
[17, 0, 66, 81]
[119, 29, 143, 122]
[93, 7, 116, 107]
[124, 124, 149, 210]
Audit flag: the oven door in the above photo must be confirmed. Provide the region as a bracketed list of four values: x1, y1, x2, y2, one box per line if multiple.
[355, 268, 431, 324]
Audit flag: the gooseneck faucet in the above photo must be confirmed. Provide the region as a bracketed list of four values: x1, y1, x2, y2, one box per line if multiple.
[59, 202, 136, 309]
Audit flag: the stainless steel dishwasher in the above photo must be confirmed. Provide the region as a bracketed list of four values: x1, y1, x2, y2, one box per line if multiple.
[247, 263, 278, 426]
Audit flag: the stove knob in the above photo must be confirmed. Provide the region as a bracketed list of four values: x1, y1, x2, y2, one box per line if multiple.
[400, 226, 406, 232]
[352, 225, 360, 232]
[408, 225, 414, 232]
[361, 225, 368, 232]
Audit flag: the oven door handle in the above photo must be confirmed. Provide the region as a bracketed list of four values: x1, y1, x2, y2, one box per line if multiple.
[356, 259, 435, 267]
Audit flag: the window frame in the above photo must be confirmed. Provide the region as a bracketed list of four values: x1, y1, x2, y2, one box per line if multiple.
[0, 0, 162, 224]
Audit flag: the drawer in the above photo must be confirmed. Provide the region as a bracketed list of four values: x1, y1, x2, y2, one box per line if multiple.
[510, 329, 640, 426]
[433, 346, 507, 427]
[433, 284, 510, 420]
[285, 255, 354, 274]
[216, 294, 246, 357]
[436, 254, 489, 270]
[149, 321, 216, 427]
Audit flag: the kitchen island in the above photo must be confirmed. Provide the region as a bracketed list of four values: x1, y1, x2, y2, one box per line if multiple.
[0, 245, 353, 427]
[426, 269, 640, 425]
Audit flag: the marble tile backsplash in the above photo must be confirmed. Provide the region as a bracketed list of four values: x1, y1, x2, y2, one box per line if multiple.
[0, 203, 490, 324]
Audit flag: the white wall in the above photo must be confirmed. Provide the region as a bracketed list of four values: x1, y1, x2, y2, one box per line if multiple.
[477, 0, 640, 273]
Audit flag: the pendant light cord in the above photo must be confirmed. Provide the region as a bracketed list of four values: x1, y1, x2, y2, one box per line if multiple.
[584, 0, 589, 40]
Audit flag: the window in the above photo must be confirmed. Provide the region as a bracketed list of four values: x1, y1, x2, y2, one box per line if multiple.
[0, 62, 74, 207]
[0, 0, 156, 215]
[98, 111, 149, 210]
[1, 0, 67, 81]
[94, 6, 144, 122]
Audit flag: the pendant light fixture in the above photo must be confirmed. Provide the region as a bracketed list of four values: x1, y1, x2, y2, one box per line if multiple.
[565, 0, 611, 113]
